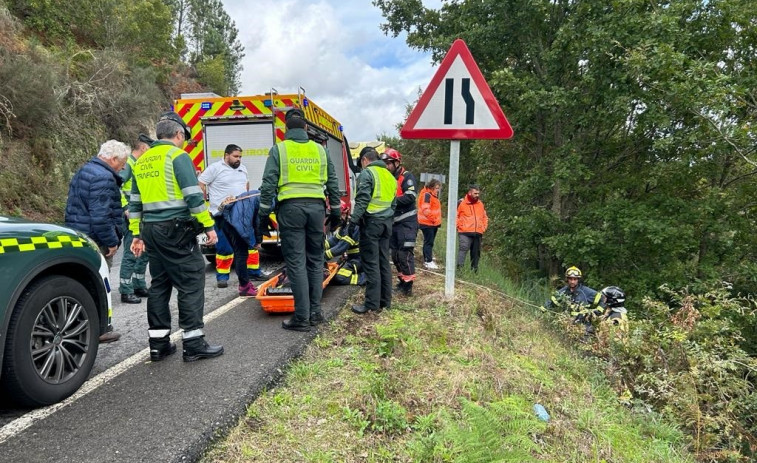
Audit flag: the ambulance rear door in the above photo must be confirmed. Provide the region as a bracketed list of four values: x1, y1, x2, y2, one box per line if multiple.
[202, 119, 274, 190]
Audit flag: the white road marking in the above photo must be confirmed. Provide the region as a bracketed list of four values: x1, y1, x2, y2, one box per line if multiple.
[0, 296, 248, 444]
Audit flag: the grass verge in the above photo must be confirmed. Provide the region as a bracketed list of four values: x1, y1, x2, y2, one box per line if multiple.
[202, 260, 693, 462]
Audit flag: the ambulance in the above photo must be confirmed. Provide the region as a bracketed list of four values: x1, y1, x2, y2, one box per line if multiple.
[174, 90, 358, 253]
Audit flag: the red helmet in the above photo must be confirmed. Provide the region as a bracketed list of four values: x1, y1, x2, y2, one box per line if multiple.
[382, 148, 402, 163]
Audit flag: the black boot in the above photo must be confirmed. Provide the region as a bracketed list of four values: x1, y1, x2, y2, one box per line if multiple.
[403, 281, 413, 297]
[149, 336, 177, 362]
[134, 288, 150, 298]
[352, 304, 382, 314]
[182, 336, 224, 362]
[282, 318, 311, 332]
[121, 293, 141, 304]
[310, 312, 326, 326]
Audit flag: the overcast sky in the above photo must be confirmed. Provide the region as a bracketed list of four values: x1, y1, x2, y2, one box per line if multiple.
[221, 0, 443, 142]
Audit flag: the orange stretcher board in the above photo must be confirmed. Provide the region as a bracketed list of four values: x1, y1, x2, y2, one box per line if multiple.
[256, 262, 339, 313]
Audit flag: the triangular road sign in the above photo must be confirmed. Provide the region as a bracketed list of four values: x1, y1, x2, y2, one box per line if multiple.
[400, 39, 513, 140]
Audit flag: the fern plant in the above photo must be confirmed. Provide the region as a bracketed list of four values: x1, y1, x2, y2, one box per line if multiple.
[442, 397, 545, 463]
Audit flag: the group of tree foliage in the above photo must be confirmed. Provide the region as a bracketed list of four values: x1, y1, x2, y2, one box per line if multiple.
[3, 0, 243, 95]
[375, 0, 757, 460]
[0, 0, 243, 218]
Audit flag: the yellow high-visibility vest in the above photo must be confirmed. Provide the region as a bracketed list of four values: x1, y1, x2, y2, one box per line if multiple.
[277, 140, 328, 201]
[366, 165, 396, 214]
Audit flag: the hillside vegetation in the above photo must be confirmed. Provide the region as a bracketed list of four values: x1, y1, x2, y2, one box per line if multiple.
[204, 264, 693, 462]
[0, 0, 242, 220]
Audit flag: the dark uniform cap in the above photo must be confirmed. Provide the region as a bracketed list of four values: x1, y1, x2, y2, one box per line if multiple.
[159, 111, 191, 140]
[358, 146, 377, 164]
[138, 133, 154, 145]
[285, 108, 305, 121]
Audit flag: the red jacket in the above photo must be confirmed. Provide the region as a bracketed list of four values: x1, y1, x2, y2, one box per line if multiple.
[456, 197, 488, 234]
[417, 187, 441, 226]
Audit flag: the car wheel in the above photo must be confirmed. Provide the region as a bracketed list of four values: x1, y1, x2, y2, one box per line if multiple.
[1, 275, 99, 407]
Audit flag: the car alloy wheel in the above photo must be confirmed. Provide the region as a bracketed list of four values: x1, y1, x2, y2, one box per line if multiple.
[31, 295, 92, 384]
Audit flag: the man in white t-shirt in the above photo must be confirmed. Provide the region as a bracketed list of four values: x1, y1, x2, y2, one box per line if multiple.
[198, 144, 257, 296]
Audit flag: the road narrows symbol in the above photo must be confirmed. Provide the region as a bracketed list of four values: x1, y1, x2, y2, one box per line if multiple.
[444, 78, 454, 124]
[461, 78, 474, 124]
[443, 78, 475, 126]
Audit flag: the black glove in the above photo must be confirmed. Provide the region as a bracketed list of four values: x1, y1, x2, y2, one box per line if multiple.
[326, 209, 341, 232]
[257, 214, 272, 238]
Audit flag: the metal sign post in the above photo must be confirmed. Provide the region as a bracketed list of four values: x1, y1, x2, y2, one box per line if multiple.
[444, 140, 460, 297]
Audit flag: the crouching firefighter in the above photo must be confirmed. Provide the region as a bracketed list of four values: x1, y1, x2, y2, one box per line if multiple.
[543, 266, 605, 336]
[324, 209, 365, 286]
[599, 286, 628, 331]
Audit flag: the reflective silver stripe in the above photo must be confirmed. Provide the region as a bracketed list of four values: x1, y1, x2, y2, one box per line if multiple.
[611, 307, 628, 314]
[164, 154, 176, 200]
[182, 329, 204, 339]
[134, 273, 145, 279]
[148, 329, 171, 338]
[131, 211, 142, 220]
[402, 241, 416, 247]
[280, 143, 289, 184]
[120, 278, 132, 284]
[143, 199, 187, 211]
[189, 204, 207, 214]
[404, 190, 417, 197]
[182, 185, 203, 196]
[317, 144, 328, 181]
[131, 193, 141, 202]
[394, 209, 417, 222]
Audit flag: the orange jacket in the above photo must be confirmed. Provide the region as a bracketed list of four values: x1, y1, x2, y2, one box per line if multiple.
[456, 197, 488, 234]
[417, 187, 441, 226]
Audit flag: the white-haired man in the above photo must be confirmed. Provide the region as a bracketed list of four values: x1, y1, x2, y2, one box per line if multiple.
[65, 139, 131, 343]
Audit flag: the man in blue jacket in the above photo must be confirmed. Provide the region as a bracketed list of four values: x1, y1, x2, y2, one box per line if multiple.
[543, 266, 606, 337]
[65, 139, 131, 343]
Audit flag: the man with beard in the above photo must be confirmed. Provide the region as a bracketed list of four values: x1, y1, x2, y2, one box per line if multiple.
[456, 184, 488, 273]
[198, 144, 257, 296]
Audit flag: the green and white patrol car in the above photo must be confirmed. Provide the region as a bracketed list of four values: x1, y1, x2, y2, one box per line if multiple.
[0, 216, 111, 407]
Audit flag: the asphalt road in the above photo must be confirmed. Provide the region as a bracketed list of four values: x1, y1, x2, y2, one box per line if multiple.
[0, 246, 356, 462]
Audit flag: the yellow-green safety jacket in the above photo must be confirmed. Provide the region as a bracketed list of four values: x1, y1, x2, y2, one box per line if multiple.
[128, 141, 213, 236]
[277, 139, 328, 201]
[349, 160, 396, 224]
[120, 154, 137, 207]
[258, 127, 341, 216]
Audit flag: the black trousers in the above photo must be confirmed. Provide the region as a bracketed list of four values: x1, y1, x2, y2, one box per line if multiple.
[390, 219, 417, 280]
[142, 220, 205, 339]
[420, 225, 439, 263]
[278, 199, 326, 323]
[215, 215, 250, 286]
[457, 232, 482, 271]
[360, 216, 393, 310]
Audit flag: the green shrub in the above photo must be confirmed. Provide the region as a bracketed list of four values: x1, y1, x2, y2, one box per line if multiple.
[604, 284, 757, 461]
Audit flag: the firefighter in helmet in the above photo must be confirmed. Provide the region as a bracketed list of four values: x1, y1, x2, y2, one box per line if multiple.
[600, 286, 628, 330]
[381, 148, 418, 296]
[543, 266, 605, 335]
